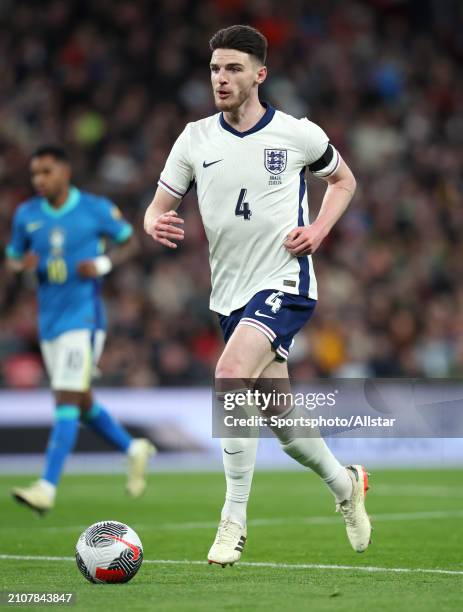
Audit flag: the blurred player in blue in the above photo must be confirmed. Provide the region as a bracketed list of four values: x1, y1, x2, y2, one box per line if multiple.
[6, 145, 155, 514]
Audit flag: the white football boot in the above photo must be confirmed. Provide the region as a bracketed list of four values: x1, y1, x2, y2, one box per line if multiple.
[126, 438, 156, 497]
[336, 465, 372, 552]
[208, 518, 247, 567]
[12, 480, 55, 515]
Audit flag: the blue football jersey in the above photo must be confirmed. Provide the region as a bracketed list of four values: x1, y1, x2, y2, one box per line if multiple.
[6, 187, 133, 340]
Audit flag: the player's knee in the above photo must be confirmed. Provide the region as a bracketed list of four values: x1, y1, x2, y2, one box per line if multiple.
[79, 391, 93, 412]
[215, 361, 245, 379]
[54, 390, 90, 417]
[55, 390, 79, 405]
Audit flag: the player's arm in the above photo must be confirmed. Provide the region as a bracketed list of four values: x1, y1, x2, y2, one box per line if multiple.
[5, 208, 38, 274]
[78, 199, 140, 279]
[144, 124, 193, 248]
[77, 233, 139, 278]
[5, 251, 39, 274]
[284, 157, 356, 256]
[144, 185, 185, 249]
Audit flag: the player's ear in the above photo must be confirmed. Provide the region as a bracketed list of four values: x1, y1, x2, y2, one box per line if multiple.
[62, 162, 72, 181]
[256, 65, 267, 85]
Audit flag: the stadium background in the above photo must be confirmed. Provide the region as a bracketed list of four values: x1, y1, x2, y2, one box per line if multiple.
[0, 3, 462, 609]
[0, 0, 462, 467]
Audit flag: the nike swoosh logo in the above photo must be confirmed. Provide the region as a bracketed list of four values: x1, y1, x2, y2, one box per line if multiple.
[26, 221, 43, 232]
[255, 310, 276, 319]
[203, 159, 223, 168]
[109, 535, 141, 561]
[224, 449, 243, 455]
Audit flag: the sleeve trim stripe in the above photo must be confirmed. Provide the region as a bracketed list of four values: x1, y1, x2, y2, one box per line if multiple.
[158, 179, 184, 198]
[5, 245, 22, 259]
[114, 224, 133, 243]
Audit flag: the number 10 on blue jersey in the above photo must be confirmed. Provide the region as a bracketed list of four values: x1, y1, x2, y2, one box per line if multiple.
[47, 257, 68, 283]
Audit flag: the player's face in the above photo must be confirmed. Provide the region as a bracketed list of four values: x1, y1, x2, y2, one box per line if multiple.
[210, 49, 266, 112]
[30, 155, 71, 201]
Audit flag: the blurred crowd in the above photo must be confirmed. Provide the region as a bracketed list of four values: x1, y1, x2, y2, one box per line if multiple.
[0, 0, 462, 387]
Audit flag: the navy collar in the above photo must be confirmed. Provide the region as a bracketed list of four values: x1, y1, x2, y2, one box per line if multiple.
[219, 102, 275, 138]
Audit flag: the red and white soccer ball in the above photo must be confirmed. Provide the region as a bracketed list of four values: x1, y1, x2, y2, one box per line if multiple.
[76, 521, 143, 583]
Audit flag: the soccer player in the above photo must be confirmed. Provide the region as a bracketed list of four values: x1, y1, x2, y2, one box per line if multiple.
[6, 145, 155, 514]
[144, 25, 371, 565]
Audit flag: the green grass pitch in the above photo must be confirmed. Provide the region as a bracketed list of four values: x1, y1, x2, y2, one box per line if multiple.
[0, 469, 462, 611]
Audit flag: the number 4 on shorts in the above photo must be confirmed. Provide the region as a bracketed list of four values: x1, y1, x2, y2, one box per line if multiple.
[265, 291, 283, 313]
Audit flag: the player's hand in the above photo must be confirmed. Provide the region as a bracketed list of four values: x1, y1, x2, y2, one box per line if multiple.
[284, 223, 327, 256]
[77, 260, 99, 278]
[146, 210, 184, 249]
[22, 251, 39, 272]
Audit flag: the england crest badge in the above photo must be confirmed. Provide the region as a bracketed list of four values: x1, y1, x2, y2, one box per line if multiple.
[264, 149, 287, 175]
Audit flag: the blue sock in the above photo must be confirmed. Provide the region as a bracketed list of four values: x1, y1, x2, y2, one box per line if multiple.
[43, 405, 80, 486]
[83, 403, 132, 452]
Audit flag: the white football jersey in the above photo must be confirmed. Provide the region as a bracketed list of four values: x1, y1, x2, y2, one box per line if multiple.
[158, 104, 340, 315]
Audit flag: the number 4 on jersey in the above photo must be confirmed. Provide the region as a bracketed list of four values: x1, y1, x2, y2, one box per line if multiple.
[235, 188, 252, 221]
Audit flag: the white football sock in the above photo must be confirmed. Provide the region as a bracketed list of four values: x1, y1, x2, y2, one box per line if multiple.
[270, 405, 352, 502]
[127, 439, 145, 457]
[220, 437, 258, 528]
[39, 478, 57, 500]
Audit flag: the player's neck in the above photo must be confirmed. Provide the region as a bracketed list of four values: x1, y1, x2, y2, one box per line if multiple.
[223, 97, 266, 133]
[47, 186, 70, 209]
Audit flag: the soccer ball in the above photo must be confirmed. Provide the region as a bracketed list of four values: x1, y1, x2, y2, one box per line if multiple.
[75, 521, 143, 583]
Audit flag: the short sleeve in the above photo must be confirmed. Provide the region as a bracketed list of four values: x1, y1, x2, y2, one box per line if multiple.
[300, 118, 341, 177]
[158, 124, 194, 199]
[96, 198, 133, 243]
[6, 207, 29, 259]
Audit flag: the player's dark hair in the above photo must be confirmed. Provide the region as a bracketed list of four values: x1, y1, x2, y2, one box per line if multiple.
[209, 25, 267, 65]
[31, 145, 69, 163]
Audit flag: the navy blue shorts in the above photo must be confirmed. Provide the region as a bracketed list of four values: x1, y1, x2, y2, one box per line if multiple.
[218, 290, 316, 361]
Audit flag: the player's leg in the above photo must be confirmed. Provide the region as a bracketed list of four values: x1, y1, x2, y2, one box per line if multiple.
[216, 345, 371, 554]
[208, 326, 275, 565]
[211, 287, 371, 557]
[80, 331, 155, 497]
[258, 355, 370, 551]
[80, 390, 132, 453]
[81, 389, 155, 497]
[216, 326, 274, 521]
[261, 359, 353, 501]
[12, 333, 84, 514]
[258, 354, 371, 552]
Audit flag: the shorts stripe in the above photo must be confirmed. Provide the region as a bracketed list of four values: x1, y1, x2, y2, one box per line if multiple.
[83, 344, 92, 391]
[297, 170, 310, 297]
[276, 346, 289, 359]
[239, 318, 276, 342]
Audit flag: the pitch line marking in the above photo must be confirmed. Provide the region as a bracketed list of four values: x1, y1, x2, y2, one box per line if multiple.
[373, 484, 463, 498]
[0, 554, 462, 576]
[153, 510, 463, 530]
[2, 510, 463, 533]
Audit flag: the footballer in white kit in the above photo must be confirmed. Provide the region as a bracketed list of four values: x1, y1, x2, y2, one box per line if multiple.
[145, 24, 371, 567]
[158, 105, 340, 359]
[159, 105, 340, 315]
